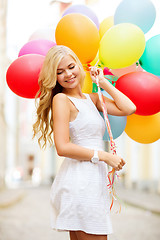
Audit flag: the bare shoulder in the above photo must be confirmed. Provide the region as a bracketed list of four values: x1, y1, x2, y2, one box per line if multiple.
[89, 92, 99, 105]
[52, 93, 70, 123]
[52, 93, 71, 116]
[53, 92, 68, 102]
[52, 93, 69, 107]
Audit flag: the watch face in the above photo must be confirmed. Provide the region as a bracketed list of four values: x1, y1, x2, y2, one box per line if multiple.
[91, 157, 99, 164]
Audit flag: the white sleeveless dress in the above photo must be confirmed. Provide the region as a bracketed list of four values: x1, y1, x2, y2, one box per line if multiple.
[50, 93, 113, 235]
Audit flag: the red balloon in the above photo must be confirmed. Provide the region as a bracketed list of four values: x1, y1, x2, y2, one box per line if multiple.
[115, 71, 160, 116]
[6, 54, 45, 98]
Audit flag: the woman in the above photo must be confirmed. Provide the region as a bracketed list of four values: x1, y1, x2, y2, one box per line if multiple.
[33, 45, 136, 240]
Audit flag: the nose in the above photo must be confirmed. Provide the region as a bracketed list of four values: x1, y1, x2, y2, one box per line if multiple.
[65, 69, 72, 77]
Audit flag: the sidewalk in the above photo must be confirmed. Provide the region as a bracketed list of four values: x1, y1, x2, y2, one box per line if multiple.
[117, 186, 160, 215]
[0, 188, 25, 208]
[0, 185, 160, 215]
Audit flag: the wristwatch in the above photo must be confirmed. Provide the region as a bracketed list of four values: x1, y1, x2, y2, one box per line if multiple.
[91, 150, 99, 164]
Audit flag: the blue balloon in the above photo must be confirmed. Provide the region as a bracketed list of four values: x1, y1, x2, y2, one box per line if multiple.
[114, 0, 156, 34]
[100, 90, 127, 140]
[101, 89, 113, 100]
[139, 34, 160, 75]
[100, 112, 127, 141]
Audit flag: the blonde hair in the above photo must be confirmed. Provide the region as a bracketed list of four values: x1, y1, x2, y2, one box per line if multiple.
[33, 45, 85, 149]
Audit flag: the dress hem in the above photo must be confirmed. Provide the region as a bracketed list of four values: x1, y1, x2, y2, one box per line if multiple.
[51, 226, 113, 235]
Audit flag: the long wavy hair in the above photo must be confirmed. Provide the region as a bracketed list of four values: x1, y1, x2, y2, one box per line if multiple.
[33, 45, 86, 149]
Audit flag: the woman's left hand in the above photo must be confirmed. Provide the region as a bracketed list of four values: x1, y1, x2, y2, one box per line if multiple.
[89, 66, 105, 85]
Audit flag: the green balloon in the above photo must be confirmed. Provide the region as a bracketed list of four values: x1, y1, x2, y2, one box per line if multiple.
[92, 82, 98, 92]
[139, 35, 160, 75]
[92, 75, 118, 92]
[104, 75, 118, 87]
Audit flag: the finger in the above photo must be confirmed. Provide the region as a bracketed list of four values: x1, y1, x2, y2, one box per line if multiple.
[117, 167, 122, 171]
[90, 67, 98, 75]
[116, 164, 122, 171]
[89, 66, 97, 72]
[90, 70, 97, 77]
[97, 68, 103, 75]
[117, 161, 124, 169]
[121, 159, 126, 166]
[118, 165, 123, 170]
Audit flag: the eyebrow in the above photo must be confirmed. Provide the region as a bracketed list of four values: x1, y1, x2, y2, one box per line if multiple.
[57, 63, 74, 70]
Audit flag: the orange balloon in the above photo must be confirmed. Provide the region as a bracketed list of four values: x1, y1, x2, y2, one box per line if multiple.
[82, 71, 93, 93]
[125, 113, 160, 144]
[55, 13, 100, 64]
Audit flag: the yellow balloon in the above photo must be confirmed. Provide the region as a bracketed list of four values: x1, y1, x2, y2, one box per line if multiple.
[99, 16, 114, 40]
[90, 51, 99, 66]
[89, 51, 105, 70]
[82, 71, 93, 93]
[99, 23, 145, 69]
[125, 113, 160, 144]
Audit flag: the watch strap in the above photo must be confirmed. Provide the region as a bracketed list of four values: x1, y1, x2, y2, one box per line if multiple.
[91, 150, 99, 164]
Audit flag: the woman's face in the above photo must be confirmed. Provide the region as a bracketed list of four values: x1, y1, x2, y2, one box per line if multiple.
[56, 55, 81, 89]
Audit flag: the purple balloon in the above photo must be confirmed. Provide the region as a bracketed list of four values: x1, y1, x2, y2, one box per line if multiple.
[62, 4, 99, 29]
[18, 39, 56, 57]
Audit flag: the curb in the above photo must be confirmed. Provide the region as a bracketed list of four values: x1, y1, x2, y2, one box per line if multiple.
[117, 188, 160, 216]
[0, 190, 26, 208]
[121, 197, 160, 216]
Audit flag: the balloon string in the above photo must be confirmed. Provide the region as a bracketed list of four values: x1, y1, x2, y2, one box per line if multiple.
[87, 62, 121, 212]
[94, 75, 118, 210]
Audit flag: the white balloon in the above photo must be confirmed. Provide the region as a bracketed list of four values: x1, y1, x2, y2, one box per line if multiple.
[29, 27, 55, 42]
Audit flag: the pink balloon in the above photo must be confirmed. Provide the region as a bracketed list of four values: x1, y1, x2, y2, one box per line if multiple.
[18, 39, 56, 57]
[111, 62, 143, 77]
[103, 67, 113, 75]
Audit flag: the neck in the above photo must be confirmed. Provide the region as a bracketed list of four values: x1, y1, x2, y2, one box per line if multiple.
[62, 85, 84, 98]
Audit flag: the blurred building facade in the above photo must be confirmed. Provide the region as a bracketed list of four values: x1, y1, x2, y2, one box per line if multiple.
[0, 0, 7, 189]
[0, 0, 159, 192]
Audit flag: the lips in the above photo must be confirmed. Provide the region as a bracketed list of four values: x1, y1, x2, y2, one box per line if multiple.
[65, 76, 76, 83]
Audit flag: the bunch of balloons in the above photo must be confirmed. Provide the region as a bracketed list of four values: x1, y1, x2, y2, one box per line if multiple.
[112, 0, 160, 144]
[6, 0, 160, 143]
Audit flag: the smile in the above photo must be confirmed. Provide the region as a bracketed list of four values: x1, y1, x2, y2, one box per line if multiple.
[65, 77, 76, 83]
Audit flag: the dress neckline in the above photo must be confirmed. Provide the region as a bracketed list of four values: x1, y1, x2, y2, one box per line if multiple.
[66, 93, 88, 100]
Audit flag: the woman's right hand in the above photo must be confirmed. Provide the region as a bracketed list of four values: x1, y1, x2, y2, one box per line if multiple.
[100, 151, 126, 171]
[89, 66, 105, 85]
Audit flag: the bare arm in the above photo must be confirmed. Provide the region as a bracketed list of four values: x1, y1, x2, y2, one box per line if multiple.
[90, 67, 136, 116]
[52, 93, 125, 171]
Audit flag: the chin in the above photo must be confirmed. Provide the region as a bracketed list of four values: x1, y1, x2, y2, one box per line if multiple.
[67, 81, 79, 88]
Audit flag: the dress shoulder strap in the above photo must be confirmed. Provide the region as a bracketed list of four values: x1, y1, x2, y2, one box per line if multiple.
[84, 93, 98, 109]
[66, 95, 81, 111]
[66, 94, 91, 112]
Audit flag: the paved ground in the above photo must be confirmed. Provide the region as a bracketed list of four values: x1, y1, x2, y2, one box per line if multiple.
[0, 186, 160, 240]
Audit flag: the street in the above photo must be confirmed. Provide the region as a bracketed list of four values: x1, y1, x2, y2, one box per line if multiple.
[0, 186, 160, 240]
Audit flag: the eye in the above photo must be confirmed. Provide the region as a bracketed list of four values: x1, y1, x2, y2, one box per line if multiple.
[57, 71, 63, 75]
[69, 65, 75, 69]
